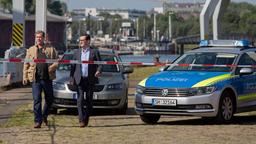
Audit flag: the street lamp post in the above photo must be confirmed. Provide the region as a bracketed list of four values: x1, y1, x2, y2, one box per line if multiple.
[136, 18, 139, 40]
[143, 18, 146, 40]
[153, 13, 156, 41]
[78, 19, 81, 38]
[157, 30, 160, 42]
[168, 11, 174, 42]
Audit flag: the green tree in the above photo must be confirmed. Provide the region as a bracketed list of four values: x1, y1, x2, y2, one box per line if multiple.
[25, 0, 35, 14]
[48, 1, 67, 16]
[222, 2, 256, 37]
[97, 12, 123, 36]
[0, 0, 67, 16]
[0, 0, 11, 12]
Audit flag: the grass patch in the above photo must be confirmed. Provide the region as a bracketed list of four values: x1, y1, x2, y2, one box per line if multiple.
[184, 44, 198, 51]
[129, 66, 160, 81]
[0, 102, 78, 128]
[0, 103, 34, 128]
[0, 66, 160, 128]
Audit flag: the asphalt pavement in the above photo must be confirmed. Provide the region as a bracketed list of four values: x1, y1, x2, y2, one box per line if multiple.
[0, 86, 32, 124]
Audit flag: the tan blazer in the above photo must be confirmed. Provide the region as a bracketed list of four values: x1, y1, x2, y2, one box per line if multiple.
[23, 45, 58, 82]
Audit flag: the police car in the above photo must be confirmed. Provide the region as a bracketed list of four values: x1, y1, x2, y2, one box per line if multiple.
[135, 40, 256, 124]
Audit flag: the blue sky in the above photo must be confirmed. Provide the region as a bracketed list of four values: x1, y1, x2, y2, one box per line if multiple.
[65, 0, 256, 11]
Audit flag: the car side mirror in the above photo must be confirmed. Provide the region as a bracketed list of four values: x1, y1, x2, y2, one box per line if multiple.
[239, 67, 253, 75]
[123, 66, 134, 74]
[159, 66, 169, 72]
[159, 66, 166, 72]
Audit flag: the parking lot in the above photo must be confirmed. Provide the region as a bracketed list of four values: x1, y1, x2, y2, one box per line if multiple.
[0, 87, 256, 144]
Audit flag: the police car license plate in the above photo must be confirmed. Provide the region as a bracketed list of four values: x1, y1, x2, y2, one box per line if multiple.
[152, 99, 177, 106]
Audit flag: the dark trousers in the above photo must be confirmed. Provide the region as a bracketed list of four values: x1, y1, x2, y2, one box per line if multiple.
[77, 77, 94, 122]
[32, 79, 53, 123]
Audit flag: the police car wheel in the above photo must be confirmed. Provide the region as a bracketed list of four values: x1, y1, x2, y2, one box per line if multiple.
[216, 91, 234, 123]
[140, 114, 161, 124]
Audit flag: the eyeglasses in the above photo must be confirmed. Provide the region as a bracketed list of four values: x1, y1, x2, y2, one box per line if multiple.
[79, 39, 87, 41]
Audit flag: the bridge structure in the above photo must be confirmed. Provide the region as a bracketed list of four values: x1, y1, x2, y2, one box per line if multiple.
[172, 0, 256, 55]
[174, 33, 256, 55]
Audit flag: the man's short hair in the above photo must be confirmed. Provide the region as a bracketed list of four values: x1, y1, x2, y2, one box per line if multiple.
[83, 34, 91, 41]
[35, 30, 45, 38]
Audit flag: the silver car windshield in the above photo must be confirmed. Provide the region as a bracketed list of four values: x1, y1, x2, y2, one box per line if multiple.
[101, 55, 120, 72]
[167, 52, 238, 72]
[58, 54, 120, 72]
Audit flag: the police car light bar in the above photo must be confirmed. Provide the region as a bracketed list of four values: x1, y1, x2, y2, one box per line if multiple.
[199, 40, 250, 47]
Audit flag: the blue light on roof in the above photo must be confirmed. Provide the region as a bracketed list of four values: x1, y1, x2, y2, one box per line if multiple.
[199, 40, 250, 47]
[234, 40, 250, 47]
[199, 40, 209, 47]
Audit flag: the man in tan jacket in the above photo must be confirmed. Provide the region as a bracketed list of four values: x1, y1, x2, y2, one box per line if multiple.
[23, 30, 58, 128]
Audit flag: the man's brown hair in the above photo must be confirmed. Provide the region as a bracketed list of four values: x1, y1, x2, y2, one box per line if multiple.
[35, 30, 45, 38]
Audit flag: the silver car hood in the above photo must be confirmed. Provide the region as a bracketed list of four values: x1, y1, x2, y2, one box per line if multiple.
[54, 70, 124, 85]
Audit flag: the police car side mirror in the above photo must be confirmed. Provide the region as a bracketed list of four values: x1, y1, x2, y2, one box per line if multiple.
[159, 66, 168, 72]
[239, 68, 253, 75]
[159, 67, 165, 72]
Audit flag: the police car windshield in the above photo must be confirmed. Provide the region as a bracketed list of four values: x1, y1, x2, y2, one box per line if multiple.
[168, 52, 238, 72]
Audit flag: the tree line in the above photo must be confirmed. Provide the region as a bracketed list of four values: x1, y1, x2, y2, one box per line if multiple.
[0, 0, 67, 16]
[70, 2, 256, 41]
[1, 1, 256, 40]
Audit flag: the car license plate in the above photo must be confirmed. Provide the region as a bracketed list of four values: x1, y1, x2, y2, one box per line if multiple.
[152, 99, 177, 106]
[73, 92, 88, 100]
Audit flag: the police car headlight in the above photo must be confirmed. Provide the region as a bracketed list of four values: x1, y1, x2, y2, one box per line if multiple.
[136, 85, 145, 94]
[53, 82, 66, 90]
[189, 86, 216, 96]
[106, 83, 123, 90]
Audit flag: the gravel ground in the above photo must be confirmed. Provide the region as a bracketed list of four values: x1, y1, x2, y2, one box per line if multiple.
[0, 87, 256, 144]
[1, 111, 256, 144]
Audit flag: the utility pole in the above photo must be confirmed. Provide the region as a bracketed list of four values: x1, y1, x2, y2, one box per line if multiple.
[136, 18, 139, 40]
[143, 18, 146, 39]
[153, 13, 156, 41]
[87, 12, 91, 35]
[168, 11, 173, 42]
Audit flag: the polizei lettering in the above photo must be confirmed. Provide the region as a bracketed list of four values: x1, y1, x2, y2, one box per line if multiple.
[156, 77, 188, 82]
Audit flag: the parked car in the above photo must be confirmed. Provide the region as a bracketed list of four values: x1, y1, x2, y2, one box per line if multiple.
[52, 49, 133, 114]
[135, 40, 256, 124]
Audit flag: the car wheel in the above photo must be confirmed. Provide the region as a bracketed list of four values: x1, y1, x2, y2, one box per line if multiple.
[215, 91, 234, 123]
[49, 107, 58, 114]
[140, 114, 161, 124]
[116, 97, 128, 115]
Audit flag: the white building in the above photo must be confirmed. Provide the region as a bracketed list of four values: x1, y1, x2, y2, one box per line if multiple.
[153, 7, 164, 14]
[73, 8, 146, 20]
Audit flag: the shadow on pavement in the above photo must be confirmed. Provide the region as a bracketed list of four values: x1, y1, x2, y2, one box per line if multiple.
[56, 107, 137, 116]
[90, 123, 144, 128]
[158, 115, 256, 125]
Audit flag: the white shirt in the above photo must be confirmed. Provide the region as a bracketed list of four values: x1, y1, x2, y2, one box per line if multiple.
[81, 48, 90, 77]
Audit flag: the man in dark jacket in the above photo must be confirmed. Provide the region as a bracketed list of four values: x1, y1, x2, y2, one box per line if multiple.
[70, 34, 102, 127]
